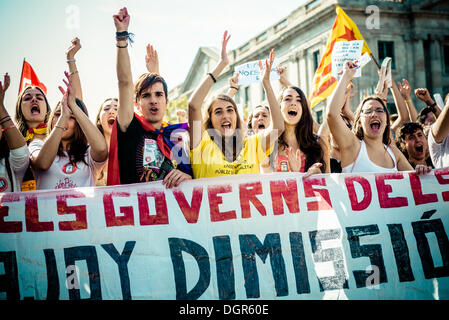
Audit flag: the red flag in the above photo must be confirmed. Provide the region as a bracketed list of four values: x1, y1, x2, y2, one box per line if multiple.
[18, 60, 47, 95]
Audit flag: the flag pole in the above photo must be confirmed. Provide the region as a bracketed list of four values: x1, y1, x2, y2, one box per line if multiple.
[18, 58, 25, 96]
[369, 53, 380, 69]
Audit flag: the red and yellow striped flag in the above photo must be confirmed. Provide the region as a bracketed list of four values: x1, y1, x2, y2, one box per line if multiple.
[309, 5, 372, 109]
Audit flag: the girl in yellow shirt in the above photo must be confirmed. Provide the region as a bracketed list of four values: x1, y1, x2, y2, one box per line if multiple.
[188, 31, 285, 179]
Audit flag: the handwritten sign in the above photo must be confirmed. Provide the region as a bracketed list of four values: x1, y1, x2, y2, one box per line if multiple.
[235, 59, 280, 86]
[331, 40, 363, 80]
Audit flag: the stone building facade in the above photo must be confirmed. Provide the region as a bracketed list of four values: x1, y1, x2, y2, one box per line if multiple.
[169, 0, 449, 123]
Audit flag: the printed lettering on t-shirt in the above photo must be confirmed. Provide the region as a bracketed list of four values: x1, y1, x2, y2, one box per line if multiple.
[62, 162, 78, 175]
[0, 177, 8, 192]
[55, 177, 77, 189]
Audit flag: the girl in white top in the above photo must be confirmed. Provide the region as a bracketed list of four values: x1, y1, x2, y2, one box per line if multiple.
[327, 61, 431, 175]
[0, 73, 29, 192]
[30, 72, 108, 190]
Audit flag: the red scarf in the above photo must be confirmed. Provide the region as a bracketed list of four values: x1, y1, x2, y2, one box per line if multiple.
[107, 113, 186, 186]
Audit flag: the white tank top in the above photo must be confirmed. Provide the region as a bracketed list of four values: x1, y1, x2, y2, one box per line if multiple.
[342, 140, 398, 173]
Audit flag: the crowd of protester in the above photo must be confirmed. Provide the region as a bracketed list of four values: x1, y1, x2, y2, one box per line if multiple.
[1, 7, 448, 193]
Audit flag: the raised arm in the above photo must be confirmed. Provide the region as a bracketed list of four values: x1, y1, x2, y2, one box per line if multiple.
[114, 7, 134, 132]
[326, 61, 358, 154]
[431, 98, 449, 143]
[342, 81, 356, 123]
[277, 65, 292, 88]
[30, 91, 72, 171]
[318, 81, 355, 143]
[66, 37, 83, 101]
[390, 77, 410, 133]
[415, 88, 441, 118]
[61, 72, 108, 162]
[0, 73, 26, 150]
[145, 43, 159, 74]
[398, 78, 418, 122]
[188, 31, 231, 149]
[226, 72, 239, 98]
[260, 49, 284, 152]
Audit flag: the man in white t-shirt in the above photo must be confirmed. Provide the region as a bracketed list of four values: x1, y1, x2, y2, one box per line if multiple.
[428, 97, 449, 168]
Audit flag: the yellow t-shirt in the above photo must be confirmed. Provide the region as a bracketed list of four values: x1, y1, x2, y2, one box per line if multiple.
[191, 131, 271, 179]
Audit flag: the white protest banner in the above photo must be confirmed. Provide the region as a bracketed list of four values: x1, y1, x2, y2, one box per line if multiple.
[1, 170, 449, 300]
[331, 40, 363, 79]
[235, 59, 280, 86]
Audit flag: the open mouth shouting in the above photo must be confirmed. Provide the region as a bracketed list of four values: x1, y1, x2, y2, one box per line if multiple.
[287, 110, 298, 118]
[30, 103, 41, 115]
[369, 120, 381, 133]
[257, 123, 266, 130]
[414, 144, 424, 155]
[222, 121, 232, 130]
[149, 106, 159, 115]
[107, 117, 116, 128]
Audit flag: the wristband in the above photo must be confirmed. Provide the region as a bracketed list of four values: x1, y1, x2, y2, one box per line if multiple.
[69, 70, 78, 76]
[429, 102, 437, 111]
[55, 125, 66, 131]
[117, 43, 128, 48]
[404, 99, 412, 103]
[0, 116, 11, 125]
[230, 86, 239, 91]
[1, 124, 15, 132]
[115, 31, 135, 45]
[207, 72, 217, 83]
[67, 58, 76, 63]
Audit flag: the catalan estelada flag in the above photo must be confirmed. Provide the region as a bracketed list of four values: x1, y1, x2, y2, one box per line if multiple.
[18, 59, 47, 95]
[309, 5, 372, 109]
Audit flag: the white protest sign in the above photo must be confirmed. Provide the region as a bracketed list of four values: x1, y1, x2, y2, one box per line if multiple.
[235, 59, 280, 86]
[331, 40, 363, 79]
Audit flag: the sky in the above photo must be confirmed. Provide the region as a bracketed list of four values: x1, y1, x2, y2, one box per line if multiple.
[0, 0, 307, 120]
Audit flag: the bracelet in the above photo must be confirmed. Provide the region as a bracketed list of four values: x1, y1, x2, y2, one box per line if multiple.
[115, 31, 135, 44]
[67, 58, 76, 63]
[207, 72, 217, 83]
[116, 43, 128, 48]
[69, 70, 78, 76]
[230, 86, 239, 90]
[0, 116, 11, 125]
[429, 102, 437, 111]
[404, 99, 412, 103]
[55, 125, 66, 131]
[2, 124, 15, 132]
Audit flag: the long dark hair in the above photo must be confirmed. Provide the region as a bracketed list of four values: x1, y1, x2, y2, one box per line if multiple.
[47, 102, 88, 165]
[278, 86, 325, 172]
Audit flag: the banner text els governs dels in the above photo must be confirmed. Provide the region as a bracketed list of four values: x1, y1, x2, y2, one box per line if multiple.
[1, 169, 449, 232]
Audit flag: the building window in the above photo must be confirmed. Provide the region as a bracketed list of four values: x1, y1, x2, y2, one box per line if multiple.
[378, 41, 396, 69]
[240, 42, 250, 53]
[313, 50, 320, 71]
[245, 86, 250, 106]
[444, 44, 449, 74]
[257, 32, 267, 43]
[306, 0, 321, 11]
[315, 110, 323, 124]
[275, 19, 288, 32]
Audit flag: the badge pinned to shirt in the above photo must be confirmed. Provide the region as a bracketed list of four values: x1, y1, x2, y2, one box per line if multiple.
[62, 162, 78, 175]
[143, 138, 164, 169]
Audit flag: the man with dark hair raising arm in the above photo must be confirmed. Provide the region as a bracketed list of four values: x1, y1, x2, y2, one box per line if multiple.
[108, 7, 192, 188]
